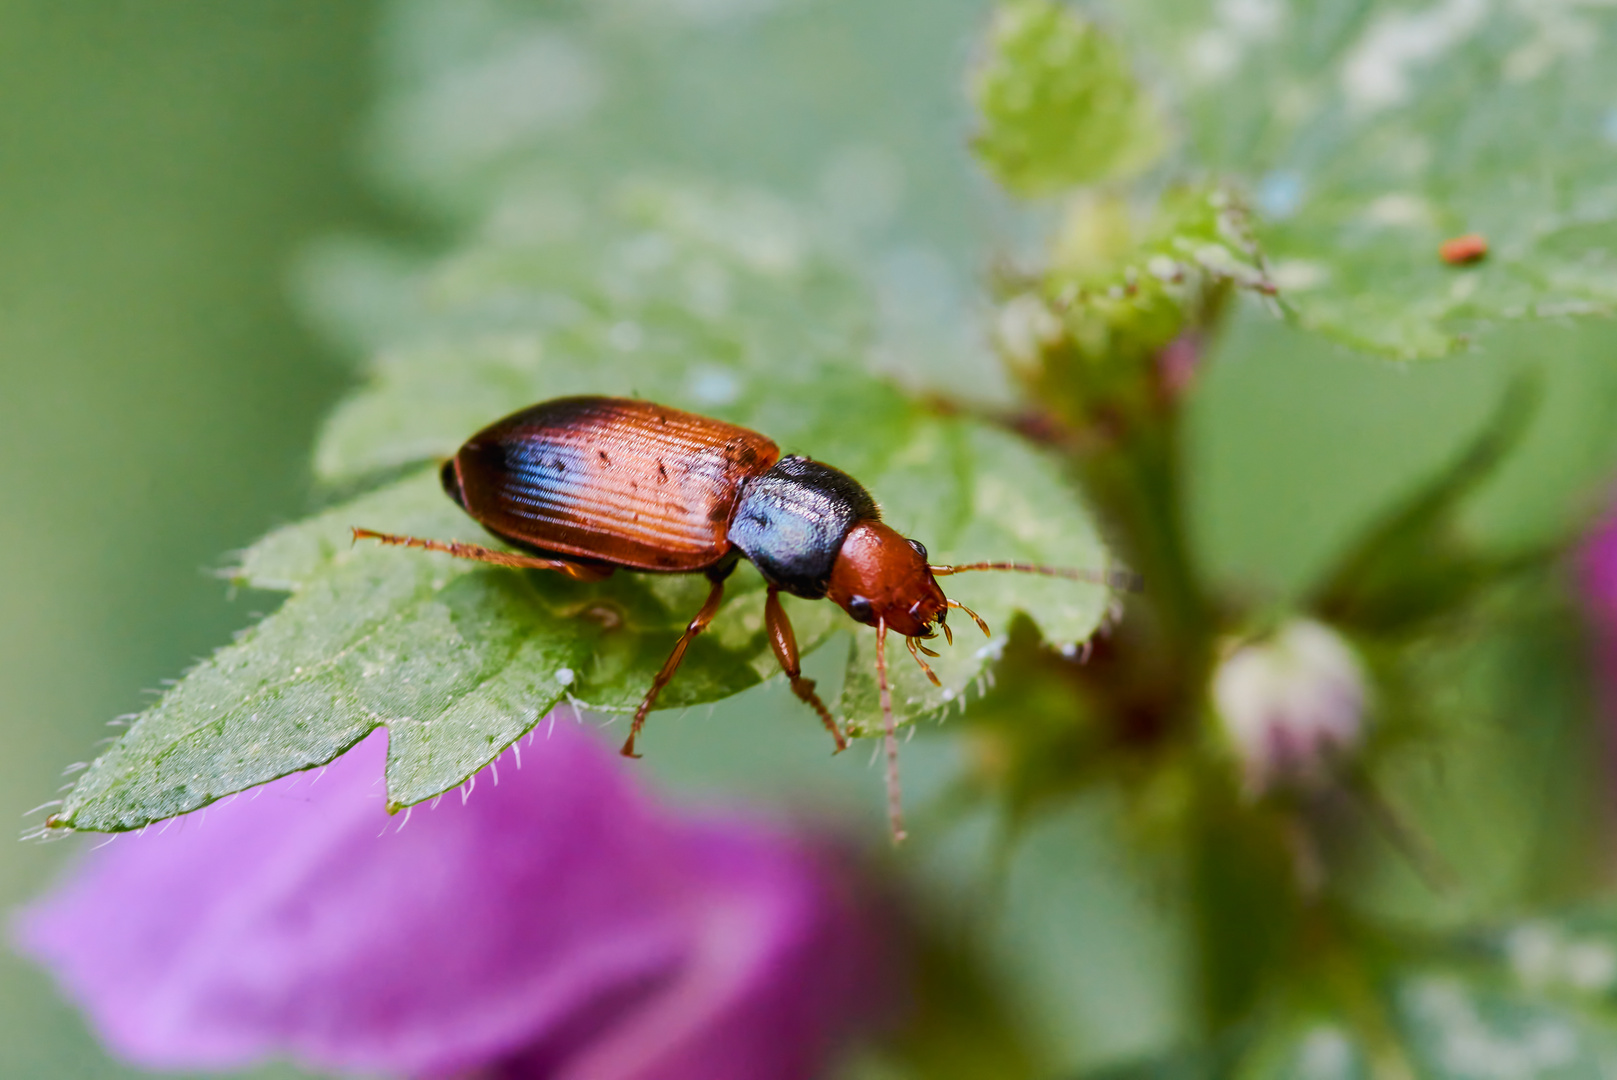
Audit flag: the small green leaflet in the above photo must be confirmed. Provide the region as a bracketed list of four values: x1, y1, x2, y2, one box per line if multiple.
[971, 0, 1167, 197]
[51, 181, 1120, 833]
[1088, 0, 1617, 359]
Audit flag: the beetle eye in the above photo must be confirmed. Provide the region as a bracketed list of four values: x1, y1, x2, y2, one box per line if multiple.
[847, 596, 874, 623]
[907, 538, 928, 560]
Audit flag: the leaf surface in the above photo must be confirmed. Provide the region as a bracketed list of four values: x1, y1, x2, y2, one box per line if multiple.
[1095, 0, 1617, 358]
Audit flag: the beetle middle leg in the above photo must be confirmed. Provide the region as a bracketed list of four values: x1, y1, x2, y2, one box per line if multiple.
[765, 587, 846, 754]
[620, 573, 728, 759]
[352, 528, 613, 581]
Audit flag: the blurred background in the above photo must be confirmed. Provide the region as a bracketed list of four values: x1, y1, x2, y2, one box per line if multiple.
[5, 2, 1617, 1077]
[0, 4, 377, 1076]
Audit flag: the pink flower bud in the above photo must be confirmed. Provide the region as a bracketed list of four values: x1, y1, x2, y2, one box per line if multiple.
[1213, 619, 1368, 797]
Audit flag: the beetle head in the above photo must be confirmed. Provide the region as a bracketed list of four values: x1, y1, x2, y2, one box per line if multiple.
[827, 521, 947, 638]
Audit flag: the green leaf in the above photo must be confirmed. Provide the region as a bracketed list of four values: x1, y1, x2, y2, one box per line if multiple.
[1385, 910, 1617, 1075]
[1096, 0, 1617, 358]
[1308, 374, 1542, 635]
[1391, 971, 1617, 1078]
[53, 180, 1121, 833]
[1099, 905, 1617, 1080]
[972, 0, 1167, 198]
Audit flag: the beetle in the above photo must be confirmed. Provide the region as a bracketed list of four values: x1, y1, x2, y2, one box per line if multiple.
[355, 396, 1138, 839]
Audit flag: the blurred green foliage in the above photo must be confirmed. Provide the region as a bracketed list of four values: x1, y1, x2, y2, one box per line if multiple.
[14, 1, 1617, 1078]
[0, 3, 377, 1076]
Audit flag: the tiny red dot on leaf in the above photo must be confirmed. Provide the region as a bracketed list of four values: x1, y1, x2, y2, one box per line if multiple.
[1439, 233, 1488, 265]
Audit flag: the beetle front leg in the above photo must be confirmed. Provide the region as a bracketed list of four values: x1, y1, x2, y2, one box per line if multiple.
[621, 575, 728, 758]
[765, 587, 846, 753]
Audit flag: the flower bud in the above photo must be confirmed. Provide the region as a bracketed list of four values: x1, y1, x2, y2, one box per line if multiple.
[994, 292, 1064, 371]
[1212, 619, 1368, 797]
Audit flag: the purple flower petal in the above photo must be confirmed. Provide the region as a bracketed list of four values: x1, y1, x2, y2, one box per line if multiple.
[14, 720, 891, 1079]
[1582, 501, 1617, 620]
[1582, 501, 1617, 709]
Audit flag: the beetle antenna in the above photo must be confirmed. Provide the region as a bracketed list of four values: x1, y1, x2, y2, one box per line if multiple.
[875, 620, 907, 844]
[905, 636, 942, 687]
[931, 561, 1143, 593]
[946, 598, 992, 639]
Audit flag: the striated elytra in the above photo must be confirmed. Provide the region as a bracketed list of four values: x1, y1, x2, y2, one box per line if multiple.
[357, 395, 1139, 841]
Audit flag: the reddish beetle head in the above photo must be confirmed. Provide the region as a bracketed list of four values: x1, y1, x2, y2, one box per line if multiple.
[826, 521, 948, 638]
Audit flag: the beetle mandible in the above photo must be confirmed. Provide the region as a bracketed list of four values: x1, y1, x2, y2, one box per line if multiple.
[355, 396, 1139, 840]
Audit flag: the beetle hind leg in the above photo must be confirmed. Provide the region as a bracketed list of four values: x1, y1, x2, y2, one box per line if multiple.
[351, 528, 613, 582]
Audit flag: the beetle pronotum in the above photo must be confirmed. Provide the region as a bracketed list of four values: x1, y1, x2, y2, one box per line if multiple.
[356, 396, 1139, 841]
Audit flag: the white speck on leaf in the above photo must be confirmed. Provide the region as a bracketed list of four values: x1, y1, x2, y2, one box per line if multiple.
[1342, 0, 1489, 113]
[407, 32, 604, 167]
[1218, 0, 1283, 38]
[1296, 1026, 1355, 1078]
[995, 293, 1064, 367]
[1188, 29, 1240, 80]
[1256, 170, 1305, 219]
[1364, 192, 1433, 228]
[1272, 259, 1330, 292]
[688, 366, 740, 405]
[607, 320, 644, 352]
[1449, 273, 1481, 302]
[1147, 254, 1181, 281]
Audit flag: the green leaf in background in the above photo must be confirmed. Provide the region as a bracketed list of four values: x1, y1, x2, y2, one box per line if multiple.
[1103, 905, 1617, 1080]
[52, 179, 1121, 833]
[1092, 0, 1617, 358]
[971, 0, 1167, 197]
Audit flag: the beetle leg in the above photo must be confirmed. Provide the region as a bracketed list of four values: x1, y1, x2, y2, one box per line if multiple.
[945, 598, 992, 639]
[352, 528, 613, 582]
[764, 588, 846, 754]
[621, 576, 727, 758]
[875, 619, 906, 844]
[905, 635, 941, 687]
